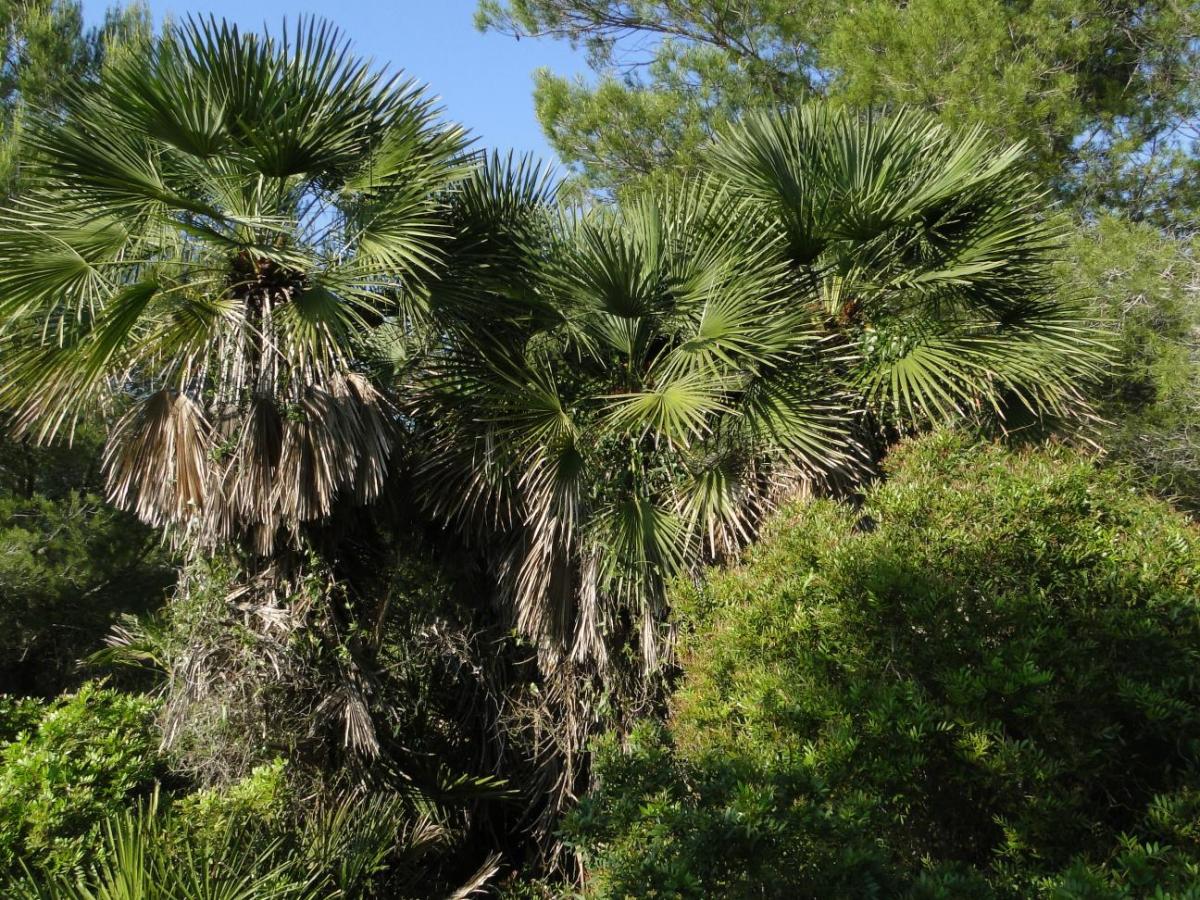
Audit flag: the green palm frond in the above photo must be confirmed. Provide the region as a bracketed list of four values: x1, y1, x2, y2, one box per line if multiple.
[422, 151, 559, 331]
[24, 789, 307, 900]
[707, 105, 1105, 431]
[602, 370, 735, 447]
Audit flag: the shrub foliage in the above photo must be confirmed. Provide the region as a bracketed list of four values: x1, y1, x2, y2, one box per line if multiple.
[568, 432, 1200, 897]
[0, 684, 161, 878]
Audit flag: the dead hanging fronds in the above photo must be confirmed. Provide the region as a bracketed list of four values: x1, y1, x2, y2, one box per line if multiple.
[104, 389, 212, 530]
[316, 675, 381, 759]
[275, 374, 394, 531]
[494, 650, 661, 882]
[103, 375, 397, 555]
[344, 373, 392, 505]
[227, 396, 285, 535]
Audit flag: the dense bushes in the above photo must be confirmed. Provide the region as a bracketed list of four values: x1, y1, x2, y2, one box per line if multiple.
[567, 432, 1200, 897]
[0, 684, 161, 878]
[0, 687, 497, 896]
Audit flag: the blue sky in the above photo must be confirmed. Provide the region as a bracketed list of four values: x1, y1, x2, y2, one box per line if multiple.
[82, 0, 588, 163]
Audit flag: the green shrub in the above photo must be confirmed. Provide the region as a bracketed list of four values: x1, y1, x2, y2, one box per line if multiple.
[11, 789, 311, 900]
[0, 683, 161, 878]
[7, 786, 476, 900]
[568, 432, 1200, 898]
[0, 425, 176, 698]
[0, 696, 42, 745]
[174, 759, 289, 840]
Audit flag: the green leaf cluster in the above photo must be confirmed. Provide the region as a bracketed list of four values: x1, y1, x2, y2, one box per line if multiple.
[0, 0, 151, 195]
[1056, 217, 1200, 508]
[0, 684, 161, 879]
[0, 472, 174, 696]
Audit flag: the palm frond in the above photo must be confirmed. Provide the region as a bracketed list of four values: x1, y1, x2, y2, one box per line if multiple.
[706, 104, 1105, 430]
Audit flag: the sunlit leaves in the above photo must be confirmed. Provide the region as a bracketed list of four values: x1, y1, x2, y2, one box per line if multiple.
[708, 105, 1103, 429]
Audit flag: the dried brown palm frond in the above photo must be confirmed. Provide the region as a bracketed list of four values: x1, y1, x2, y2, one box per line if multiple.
[227, 397, 285, 533]
[447, 852, 503, 899]
[104, 389, 211, 532]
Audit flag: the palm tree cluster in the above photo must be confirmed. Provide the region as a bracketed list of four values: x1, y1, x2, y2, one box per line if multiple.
[0, 15, 1101, 874]
[411, 120, 1100, 698]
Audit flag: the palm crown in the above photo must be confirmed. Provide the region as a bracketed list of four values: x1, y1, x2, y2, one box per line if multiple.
[415, 178, 852, 671]
[706, 106, 1100, 430]
[0, 18, 469, 552]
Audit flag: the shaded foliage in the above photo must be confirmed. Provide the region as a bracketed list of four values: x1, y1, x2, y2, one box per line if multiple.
[0, 425, 174, 698]
[0, 487, 173, 696]
[0, 1, 168, 699]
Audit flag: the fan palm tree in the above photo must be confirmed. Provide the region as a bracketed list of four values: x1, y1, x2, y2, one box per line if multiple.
[404, 175, 853, 856]
[704, 105, 1101, 442]
[0, 18, 492, 789]
[413, 177, 853, 675]
[0, 17, 470, 554]
[411, 107, 1101, 681]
